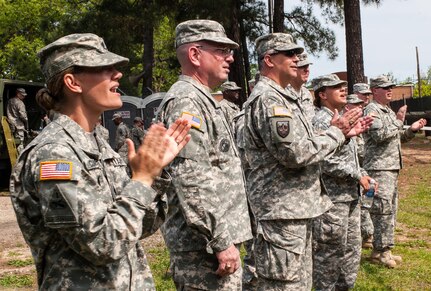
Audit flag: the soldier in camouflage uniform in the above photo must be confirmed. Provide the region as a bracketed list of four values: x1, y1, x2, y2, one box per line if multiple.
[363, 75, 426, 268]
[311, 76, 374, 290]
[353, 83, 372, 106]
[95, 115, 110, 143]
[347, 91, 375, 249]
[9, 33, 191, 290]
[131, 116, 146, 150]
[155, 20, 252, 290]
[232, 109, 258, 290]
[242, 33, 372, 291]
[286, 52, 316, 121]
[220, 81, 241, 125]
[112, 112, 130, 163]
[7, 88, 29, 153]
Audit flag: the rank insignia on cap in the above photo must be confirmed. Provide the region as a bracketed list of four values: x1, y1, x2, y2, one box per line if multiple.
[181, 112, 202, 129]
[40, 161, 73, 181]
[273, 106, 291, 117]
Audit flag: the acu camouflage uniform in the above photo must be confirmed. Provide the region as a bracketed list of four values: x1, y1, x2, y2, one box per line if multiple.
[220, 98, 240, 126]
[156, 75, 252, 290]
[286, 85, 316, 123]
[356, 133, 375, 240]
[363, 100, 416, 252]
[131, 124, 145, 150]
[243, 75, 348, 290]
[232, 110, 258, 290]
[10, 114, 168, 290]
[114, 121, 130, 163]
[312, 107, 364, 290]
[7, 94, 28, 153]
[95, 124, 110, 143]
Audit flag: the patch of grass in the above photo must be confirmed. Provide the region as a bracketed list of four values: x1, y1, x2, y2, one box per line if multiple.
[7, 258, 33, 267]
[7, 251, 21, 257]
[353, 155, 431, 290]
[147, 247, 175, 291]
[0, 274, 34, 287]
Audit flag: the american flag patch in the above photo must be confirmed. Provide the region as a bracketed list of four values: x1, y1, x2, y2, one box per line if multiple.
[40, 161, 73, 181]
[181, 112, 202, 129]
[273, 106, 291, 117]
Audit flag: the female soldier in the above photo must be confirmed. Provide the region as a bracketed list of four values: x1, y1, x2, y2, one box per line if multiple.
[10, 33, 190, 290]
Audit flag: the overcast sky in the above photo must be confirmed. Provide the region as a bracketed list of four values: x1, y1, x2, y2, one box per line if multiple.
[285, 0, 430, 82]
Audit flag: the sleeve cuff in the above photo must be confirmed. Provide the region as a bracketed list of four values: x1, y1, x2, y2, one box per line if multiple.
[206, 229, 233, 254]
[122, 180, 158, 206]
[151, 170, 172, 195]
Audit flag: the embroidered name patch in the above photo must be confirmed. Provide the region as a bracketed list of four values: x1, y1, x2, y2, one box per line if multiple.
[40, 161, 73, 181]
[273, 106, 291, 117]
[181, 112, 202, 129]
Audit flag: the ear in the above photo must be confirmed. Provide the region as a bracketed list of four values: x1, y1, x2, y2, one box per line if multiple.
[63, 73, 83, 93]
[189, 46, 201, 67]
[319, 90, 327, 100]
[263, 55, 274, 68]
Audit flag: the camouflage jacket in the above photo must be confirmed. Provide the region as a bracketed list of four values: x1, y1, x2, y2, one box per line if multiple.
[286, 84, 316, 122]
[312, 106, 366, 202]
[220, 98, 240, 127]
[355, 134, 365, 166]
[114, 122, 130, 153]
[7, 96, 28, 132]
[156, 75, 252, 253]
[232, 110, 250, 178]
[363, 100, 416, 170]
[131, 125, 145, 150]
[10, 114, 168, 290]
[243, 76, 345, 220]
[95, 124, 110, 143]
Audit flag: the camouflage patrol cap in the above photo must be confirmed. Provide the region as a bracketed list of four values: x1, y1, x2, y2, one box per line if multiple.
[353, 83, 372, 94]
[370, 75, 396, 88]
[112, 113, 122, 120]
[346, 94, 364, 104]
[297, 53, 313, 67]
[16, 88, 27, 96]
[38, 33, 129, 81]
[312, 74, 347, 91]
[256, 33, 304, 59]
[175, 19, 239, 49]
[133, 116, 143, 123]
[221, 81, 241, 92]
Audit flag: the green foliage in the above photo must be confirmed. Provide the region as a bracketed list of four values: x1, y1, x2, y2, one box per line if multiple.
[413, 66, 431, 97]
[7, 258, 34, 267]
[151, 16, 180, 92]
[0, 0, 77, 80]
[0, 274, 34, 288]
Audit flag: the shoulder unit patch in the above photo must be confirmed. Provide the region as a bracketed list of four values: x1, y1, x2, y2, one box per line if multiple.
[273, 106, 291, 117]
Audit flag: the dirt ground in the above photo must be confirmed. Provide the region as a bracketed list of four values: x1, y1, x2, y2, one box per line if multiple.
[0, 135, 430, 290]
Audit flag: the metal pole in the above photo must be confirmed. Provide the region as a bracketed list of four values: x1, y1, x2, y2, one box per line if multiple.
[416, 46, 422, 98]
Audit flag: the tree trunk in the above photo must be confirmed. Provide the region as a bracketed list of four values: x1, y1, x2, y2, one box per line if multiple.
[142, 19, 154, 97]
[239, 4, 251, 97]
[228, 0, 247, 106]
[344, 0, 365, 93]
[273, 0, 284, 32]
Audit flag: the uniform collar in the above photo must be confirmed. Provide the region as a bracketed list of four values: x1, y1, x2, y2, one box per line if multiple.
[52, 114, 103, 159]
[178, 75, 221, 108]
[261, 76, 298, 101]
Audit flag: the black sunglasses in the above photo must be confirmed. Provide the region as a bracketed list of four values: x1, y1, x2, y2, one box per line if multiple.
[274, 49, 302, 57]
